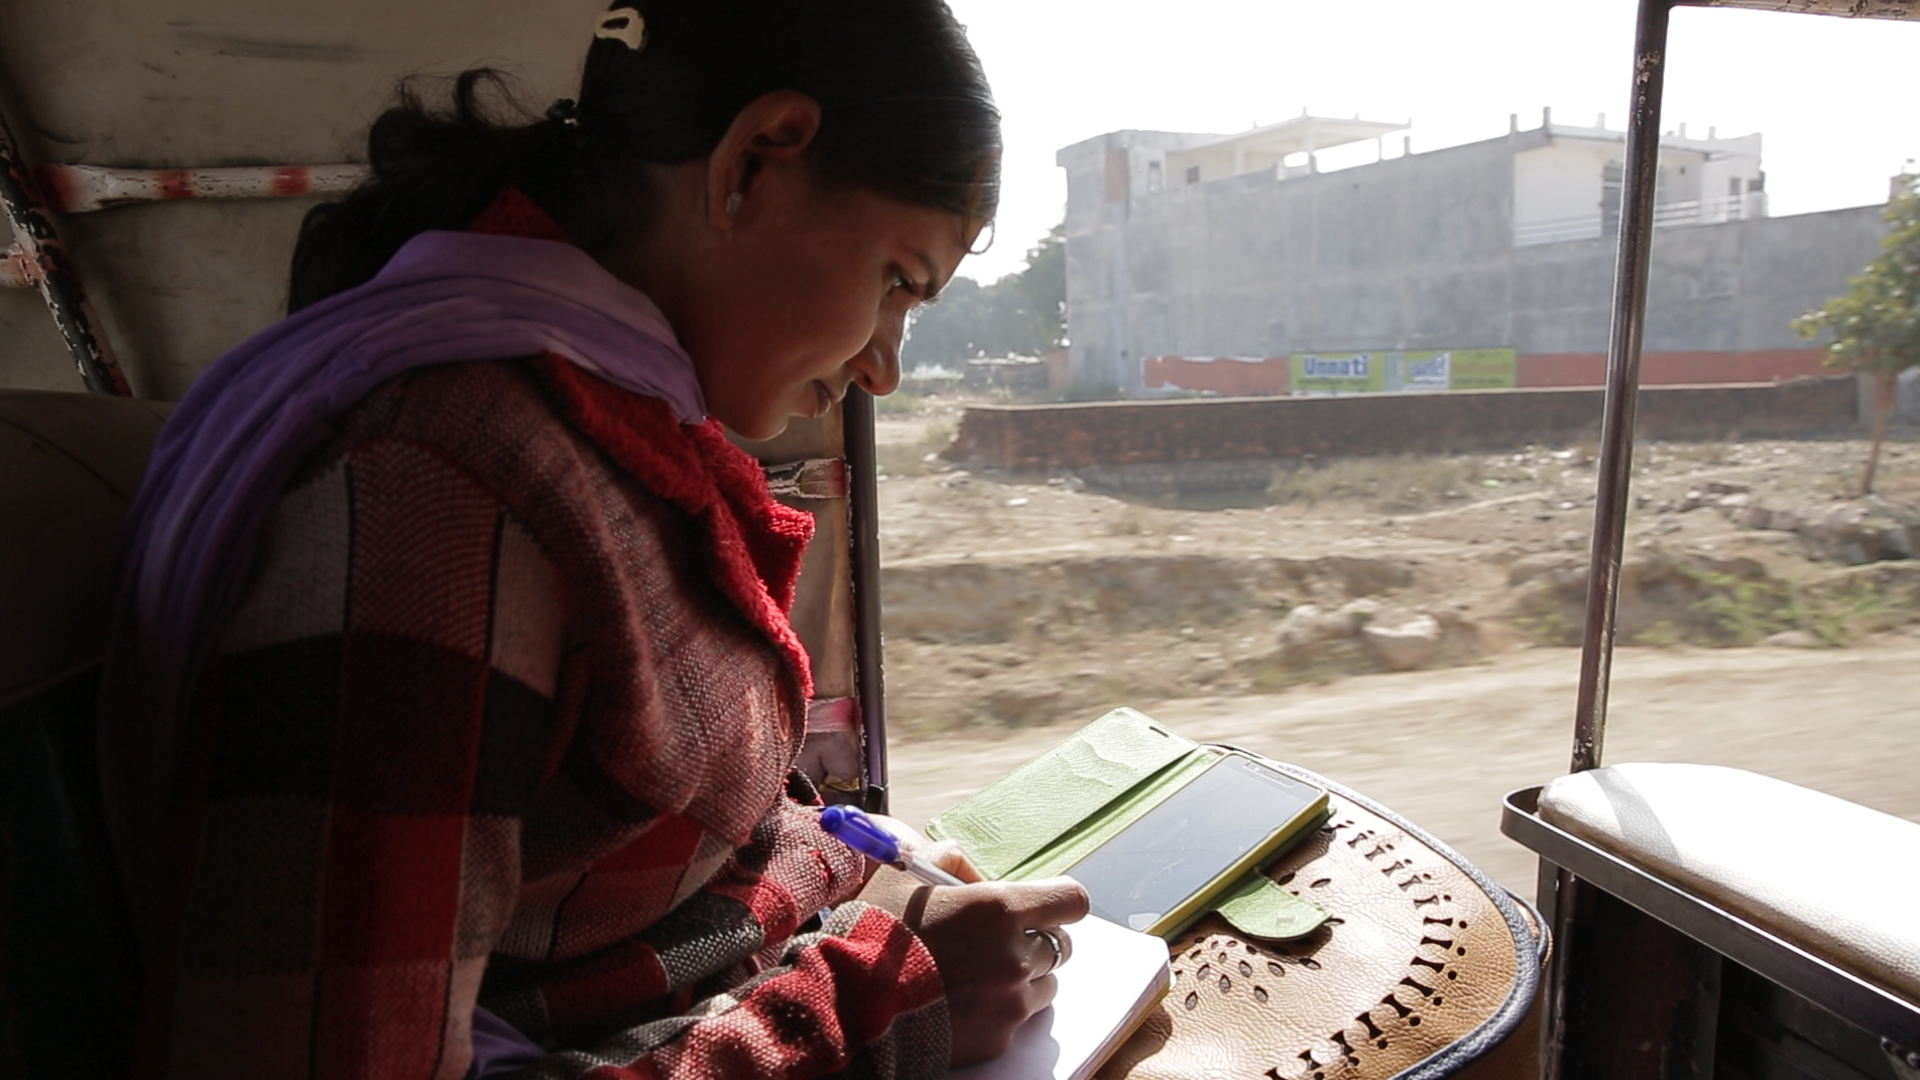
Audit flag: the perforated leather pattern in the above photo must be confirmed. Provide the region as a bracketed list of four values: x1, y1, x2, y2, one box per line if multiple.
[1101, 773, 1535, 1080]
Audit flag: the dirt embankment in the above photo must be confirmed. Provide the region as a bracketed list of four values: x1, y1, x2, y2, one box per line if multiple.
[870, 397, 1920, 732]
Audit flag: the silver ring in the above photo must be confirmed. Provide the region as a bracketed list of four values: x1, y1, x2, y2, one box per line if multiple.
[1028, 927, 1065, 976]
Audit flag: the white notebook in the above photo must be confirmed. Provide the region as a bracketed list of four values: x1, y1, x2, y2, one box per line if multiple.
[945, 915, 1172, 1080]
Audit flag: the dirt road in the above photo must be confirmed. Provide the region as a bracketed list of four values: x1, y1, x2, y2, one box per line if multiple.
[886, 640, 1920, 897]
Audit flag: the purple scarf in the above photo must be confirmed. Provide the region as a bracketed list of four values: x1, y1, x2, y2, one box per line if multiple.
[100, 230, 706, 947]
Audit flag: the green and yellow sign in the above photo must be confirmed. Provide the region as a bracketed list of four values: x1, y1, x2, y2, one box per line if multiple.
[1440, 348, 1519, 390]
[1289, 348, 1516, 393]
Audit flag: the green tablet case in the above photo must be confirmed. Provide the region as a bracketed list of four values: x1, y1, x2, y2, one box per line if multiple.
[925, 708, 1329, 941]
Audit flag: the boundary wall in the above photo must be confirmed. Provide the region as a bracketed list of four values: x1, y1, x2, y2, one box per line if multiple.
[948, 376, 1859, 474]
[1141, 349, 1831, 396]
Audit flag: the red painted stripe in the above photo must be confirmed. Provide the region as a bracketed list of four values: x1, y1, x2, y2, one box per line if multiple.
[1144, 355, 1291, 395]
[1517, 350, 1830, 388]
[158, 169, 194, 200]
[28, 165, 80, 214]
[271, 166, 310, 196]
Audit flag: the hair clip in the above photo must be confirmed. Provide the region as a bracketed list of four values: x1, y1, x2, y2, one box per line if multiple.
[547, 98, 582, 129]
[595, 7, 647, 51]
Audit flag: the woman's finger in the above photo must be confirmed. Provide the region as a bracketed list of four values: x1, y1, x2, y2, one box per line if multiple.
[865, 813, 930, 853]
[921, 839, 983, 883]
[862, 814, 984, 882]
[1025, 972, 1060, 1016]
[1003, 876, 1091, 929]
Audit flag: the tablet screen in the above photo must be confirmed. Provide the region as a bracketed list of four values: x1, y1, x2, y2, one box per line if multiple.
[1066, 755, 1324, 932]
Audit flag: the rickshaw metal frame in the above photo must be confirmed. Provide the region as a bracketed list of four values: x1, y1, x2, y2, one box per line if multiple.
[842, 387, 891, 814]
[1540, 1, 1918, 1077]
[0, 107, 127, 396]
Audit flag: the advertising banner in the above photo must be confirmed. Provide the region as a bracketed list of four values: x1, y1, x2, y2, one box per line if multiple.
[1291, 352, 1384, 394]
[1398, 351, 1452, 391]
[1443, 348, 1519, 390]
[1289, 348, 1516, 393]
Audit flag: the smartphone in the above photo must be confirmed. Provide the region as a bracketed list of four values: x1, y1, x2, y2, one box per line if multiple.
[1063, 752, 1329, 937]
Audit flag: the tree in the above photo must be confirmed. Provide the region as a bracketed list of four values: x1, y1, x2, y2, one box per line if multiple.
[1794, 175, 1920, 496]
[1010, 222, 1066, 349]
[902, 222, 1066, 368]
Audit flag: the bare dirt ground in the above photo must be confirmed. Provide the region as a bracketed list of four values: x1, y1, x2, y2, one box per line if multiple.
[867, 391, 1920, 895]
[873, 394, 1920, 728]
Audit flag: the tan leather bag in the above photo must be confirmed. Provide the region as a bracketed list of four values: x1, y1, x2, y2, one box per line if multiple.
[1101, 753, 1546, 1080]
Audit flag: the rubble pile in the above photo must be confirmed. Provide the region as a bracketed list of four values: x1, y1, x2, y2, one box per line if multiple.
[1657, 480, 1919, 565]
[1275, 599, 1476, 675]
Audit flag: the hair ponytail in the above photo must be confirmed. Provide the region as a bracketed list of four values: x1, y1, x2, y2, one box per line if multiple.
[289, 0, 999, 312]
[287, 71, 582, 311]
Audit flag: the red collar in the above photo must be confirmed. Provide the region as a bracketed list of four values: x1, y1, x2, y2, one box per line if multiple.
[471, 190, 816, 702]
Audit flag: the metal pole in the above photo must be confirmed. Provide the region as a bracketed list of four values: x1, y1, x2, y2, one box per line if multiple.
[0, 107, 130, 395]
[842, 387, 890, 814]
[1542, 3, 1671, 1076]
[1570, 0, 1670, 776]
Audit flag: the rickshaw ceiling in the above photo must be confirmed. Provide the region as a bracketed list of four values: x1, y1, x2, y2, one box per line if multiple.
[0, 2, 604, 168]
[0, 1, 607, 400]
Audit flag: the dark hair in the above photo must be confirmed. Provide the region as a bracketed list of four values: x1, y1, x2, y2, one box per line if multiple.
[288, 0, 1000, 312]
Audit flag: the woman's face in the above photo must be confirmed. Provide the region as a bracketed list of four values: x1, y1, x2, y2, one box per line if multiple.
[677, 182, 975, 440]
[591, 92, 986, 440]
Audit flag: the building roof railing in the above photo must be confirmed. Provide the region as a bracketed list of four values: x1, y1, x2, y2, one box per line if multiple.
[1514, 194, 1765, 247]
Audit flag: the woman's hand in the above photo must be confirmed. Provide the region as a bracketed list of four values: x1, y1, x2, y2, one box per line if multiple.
[855, 813, 983, 883]
[857, 870, 1090, 1066]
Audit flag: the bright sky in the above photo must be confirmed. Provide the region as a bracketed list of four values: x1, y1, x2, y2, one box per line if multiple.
[946, 0, 1920, 284]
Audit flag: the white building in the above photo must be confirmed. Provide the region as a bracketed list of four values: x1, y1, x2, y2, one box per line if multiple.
[1053, 108, 1862, 393]
[1511, 111, 1767, 246]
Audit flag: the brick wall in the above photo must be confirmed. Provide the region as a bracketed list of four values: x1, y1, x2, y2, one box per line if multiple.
[947, 376, 1859, 473]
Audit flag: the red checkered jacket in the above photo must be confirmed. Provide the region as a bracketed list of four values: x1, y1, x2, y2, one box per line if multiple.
[144, 350, 948, 1079]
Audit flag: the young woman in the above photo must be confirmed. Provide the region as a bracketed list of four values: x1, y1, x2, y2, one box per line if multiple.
[100, 2, 1087, 1077]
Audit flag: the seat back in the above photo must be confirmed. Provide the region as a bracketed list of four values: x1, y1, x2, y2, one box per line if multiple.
[0, 390, 169, 1080]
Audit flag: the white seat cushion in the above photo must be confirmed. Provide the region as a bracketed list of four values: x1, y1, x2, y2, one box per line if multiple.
[1538, 762, 1920, 1007]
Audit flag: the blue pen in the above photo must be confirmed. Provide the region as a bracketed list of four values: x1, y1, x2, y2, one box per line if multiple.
[820, 805, 967, 886]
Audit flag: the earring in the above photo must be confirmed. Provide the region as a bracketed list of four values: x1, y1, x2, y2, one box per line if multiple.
[724, 192, 743, 218]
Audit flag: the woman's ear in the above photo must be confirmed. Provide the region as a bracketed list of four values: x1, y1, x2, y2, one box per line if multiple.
[707, 90, 824, 230]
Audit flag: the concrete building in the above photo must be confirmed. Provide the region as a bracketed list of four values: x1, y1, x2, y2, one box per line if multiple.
[1057, 110, 1886, 393]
